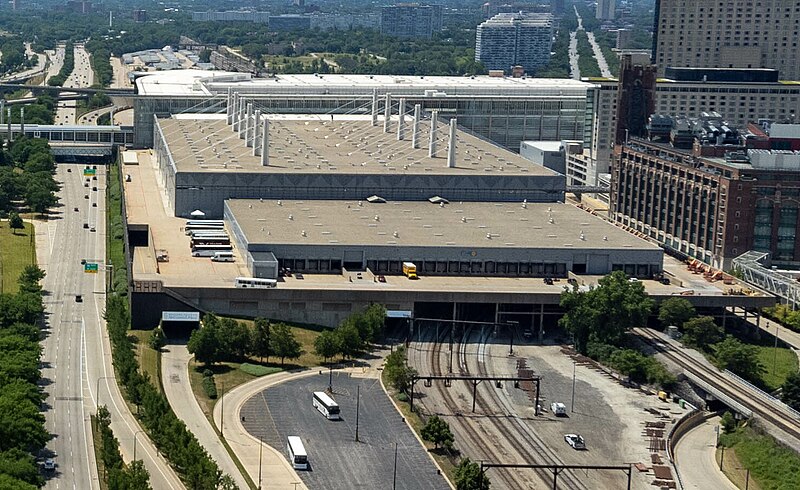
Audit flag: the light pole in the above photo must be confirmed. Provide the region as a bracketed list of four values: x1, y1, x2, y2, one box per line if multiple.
[392, 442, 398, 490]
[258, 434, 264, 489]
[773, 324, 780, 377]
[329, 365, 333, 392]
[133, 430, 145, 461]
[571, 360, 577, 413]
[220, 382, 225, 438]
[355, 384, 361, 442]
[96, 376, 113, 411]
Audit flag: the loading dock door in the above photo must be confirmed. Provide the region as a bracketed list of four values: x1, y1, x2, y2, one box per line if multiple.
[343, 250, 365, 270]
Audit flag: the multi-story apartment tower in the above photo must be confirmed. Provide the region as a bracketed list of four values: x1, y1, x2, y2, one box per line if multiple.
[475, 12, 554, 74]
[596, 0, 615, 20]
[380, 4, 443, 38]
[653, 0, 800, 79]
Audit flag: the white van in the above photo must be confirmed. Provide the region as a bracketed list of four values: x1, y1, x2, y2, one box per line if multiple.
[211, 251, 235, 262]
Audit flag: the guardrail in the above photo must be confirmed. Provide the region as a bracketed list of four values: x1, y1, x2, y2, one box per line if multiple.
[723, 369, 800, 420]
[666, 410, 720, 490]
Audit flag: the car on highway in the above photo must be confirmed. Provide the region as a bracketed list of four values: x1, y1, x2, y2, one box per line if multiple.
[43, 459, 55, 472]
[74, 207, 79, 212]
[80, 259, 86, 265]
[84, 194, 89, 199]
[90, 227, 96, 232]
[564, 434, 585, 450]
[75, 295, 83, 303]
[67, 168, 71, 172]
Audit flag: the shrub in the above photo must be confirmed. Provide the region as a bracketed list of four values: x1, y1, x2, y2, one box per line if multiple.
[201, 371, 217, 399]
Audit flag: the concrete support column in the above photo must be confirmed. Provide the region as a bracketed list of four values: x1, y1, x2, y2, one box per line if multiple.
[261, 118, 269, 166]
[232, 93, 240, 131]
[6, 108, 11, 142]
[238, 100, 247, 138]
[447, 117, 457, 168]
[244, 103, 253, 145]
[371, 89, 379, 127]
[397, 98, 406, 140]
[411, 104, 421, 149]
[428, 110, 438, 157]
[226, 87, 233, 125]
[19, 106, 24, 136]
[253, 110, 261, 156]
[383, 93, 392, 133]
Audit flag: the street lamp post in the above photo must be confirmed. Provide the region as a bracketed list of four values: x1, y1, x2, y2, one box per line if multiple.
[96, 376, 113, 411]
[355, 384, 361, 442]
[133, 430, 145, 461]
[392, 442, 398, 490]
[220, 382, 225, 438]
[773, 324, 780, 377]
[571, 361, 577, 413]
[258, 434, 264, 490]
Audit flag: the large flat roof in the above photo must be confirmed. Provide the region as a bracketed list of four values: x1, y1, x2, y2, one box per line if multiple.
[159, 114, 557, 176]
[136, 70, 594, 96]
[227, 200, 660, 250]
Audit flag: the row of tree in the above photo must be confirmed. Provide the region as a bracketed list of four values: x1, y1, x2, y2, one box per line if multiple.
[95, 406, 151, 489]
[47, 42, 74, 87]
[0, 38, 30, 75]
[104, 296, 237, 489]
[313, 304, 386, 361]
[85, 40, 113, 87]
[0, 265, 49, 488]
[188, 315, 302, 366]
[0, 135, 60, 216]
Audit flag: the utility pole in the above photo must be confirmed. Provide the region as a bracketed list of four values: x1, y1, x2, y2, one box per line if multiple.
[571, 360, 577, 412]
[355, 384, 360, 442]
[329, 365, 333, 392]
[392, 442, 398, 490]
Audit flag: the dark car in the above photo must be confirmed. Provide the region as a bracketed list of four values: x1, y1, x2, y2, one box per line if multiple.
[74, 207, 79, 212]
[75, 295, 83, 303]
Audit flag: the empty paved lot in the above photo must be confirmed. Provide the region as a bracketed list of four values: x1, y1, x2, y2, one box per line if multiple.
[241, 372, 450, 490]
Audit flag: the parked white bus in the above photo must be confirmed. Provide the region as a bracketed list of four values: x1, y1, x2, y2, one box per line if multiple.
[185, 223, 225, 235]
[234, 277, 277, 288]
[185, 220, 224, 227]
[189, 230, 229, 238]
[191, 244, 233, 257]
[286, 436, 308, 470]
[312, 391, 340, 420]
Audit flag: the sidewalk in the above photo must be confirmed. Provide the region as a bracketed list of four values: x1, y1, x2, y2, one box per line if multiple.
[674, 417, 738, 490]
[213, 370, 312, 490]
[161, 343, 250, 489]
[732, 308, 800, 363]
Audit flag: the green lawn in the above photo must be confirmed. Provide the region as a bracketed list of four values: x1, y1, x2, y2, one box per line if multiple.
[756, 346, 798, 391]
[719, 427, 800, 490]
[129, 330, 162, 394]
[0, 221, 36, 294]
[106, 159, 127, 295]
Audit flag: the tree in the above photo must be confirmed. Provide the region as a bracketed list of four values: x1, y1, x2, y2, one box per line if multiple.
[420, 415, 454, 451]
[336, 323, 363, 359]
[314, 330, 340, 362]
[682, 316, 725, 350]
[187, 317, 220, 365]
[270, 323, 302, 365]
[8, 212, 23, 235]
[148, 327, 165, 351]
[712, 336, 764, 382]
[17, 265, 44, 295]
[559, 271, 654, 353]
[782, 371, 800, 411]
[658, 298, 696, 328]
[454, 458, 490, 490]
[384, 346, 416, 394]
[250, 317, 271, 362]
[720, 411, 737, 434]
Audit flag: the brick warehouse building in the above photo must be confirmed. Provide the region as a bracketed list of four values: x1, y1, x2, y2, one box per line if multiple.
[612, 129, 800, 270]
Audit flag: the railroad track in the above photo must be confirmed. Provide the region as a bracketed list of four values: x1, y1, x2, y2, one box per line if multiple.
[465, 329, 588, 490]
[418, 326, 588, 489]
[635, 327, 800, 441]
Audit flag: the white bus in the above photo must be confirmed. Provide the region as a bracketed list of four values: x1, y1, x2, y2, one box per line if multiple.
[185, 223, 225, 235]
[286, 436, 308, 470]
[189, 230, 229, 238]
[234, 277, 277, 288]
[191, 244, 233, 257]
[185, 220, 224, 227]
[312, 391, 340, 420]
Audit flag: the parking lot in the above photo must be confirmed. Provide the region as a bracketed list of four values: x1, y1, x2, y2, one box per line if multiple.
[241, 372, 450, 490]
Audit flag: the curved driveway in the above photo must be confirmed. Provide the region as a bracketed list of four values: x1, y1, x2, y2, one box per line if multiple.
[674, 417, 738, 490]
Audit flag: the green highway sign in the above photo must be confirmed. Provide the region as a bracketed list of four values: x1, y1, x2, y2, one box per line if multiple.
[83, 168, 96, 176]
[84, 263, 99, 274]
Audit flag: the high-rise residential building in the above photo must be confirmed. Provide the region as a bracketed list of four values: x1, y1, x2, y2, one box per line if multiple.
[595, 0, 615, 20]
[475, 12, 554, 74]
[614, 55, 656, 145]
[653, 0, 800, 79]
[380, 4, 443, 38]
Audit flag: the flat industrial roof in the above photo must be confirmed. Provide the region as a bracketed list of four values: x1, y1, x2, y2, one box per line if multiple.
[227, 200, 661, 250]
[136, 70, 594, 96]
[159, 114, 557, 176]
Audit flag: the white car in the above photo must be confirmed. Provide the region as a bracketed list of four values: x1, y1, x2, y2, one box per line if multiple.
[564, 434, 586, 450]
[43, 459, 56, 471]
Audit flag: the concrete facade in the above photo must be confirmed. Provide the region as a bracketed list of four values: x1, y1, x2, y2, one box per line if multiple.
[475, 13, 554, 73]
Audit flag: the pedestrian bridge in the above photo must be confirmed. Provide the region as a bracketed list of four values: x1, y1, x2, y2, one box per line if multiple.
[3, 124, 134, 158]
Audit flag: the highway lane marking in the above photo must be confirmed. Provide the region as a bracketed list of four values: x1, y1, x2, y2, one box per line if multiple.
[79, 317, 95, 490]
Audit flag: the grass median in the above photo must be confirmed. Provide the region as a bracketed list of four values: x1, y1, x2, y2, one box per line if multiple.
[0, 221, 36, 294]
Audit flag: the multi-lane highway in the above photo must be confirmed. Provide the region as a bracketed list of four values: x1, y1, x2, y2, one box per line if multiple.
[40, 164, 183, 489]
[54, 44, 94, 126]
